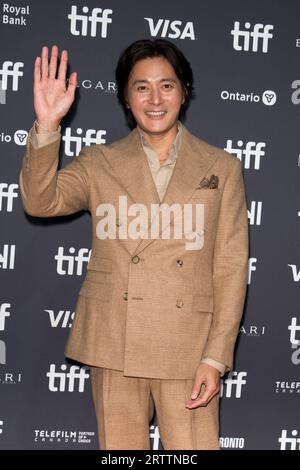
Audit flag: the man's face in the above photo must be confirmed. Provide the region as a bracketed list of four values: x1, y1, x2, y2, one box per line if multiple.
[126, 56, 185, 136]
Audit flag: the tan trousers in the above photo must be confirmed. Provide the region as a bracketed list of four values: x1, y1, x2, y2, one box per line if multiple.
[90, 367, 220, 450]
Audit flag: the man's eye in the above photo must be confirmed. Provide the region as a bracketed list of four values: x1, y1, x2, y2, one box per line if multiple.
[162, 83, 174, 90]
[137, 86, 148, 92]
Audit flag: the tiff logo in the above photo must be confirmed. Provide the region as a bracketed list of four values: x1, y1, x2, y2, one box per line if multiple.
[0, 61, 23, 90]
[55, 246, 91, 276]
[225, 140, 266, 170]
[288, 317, 300, 345]
[288, 264, 300, 282]
[278, 430, 300, 450]
[291, 342, 300, 366]
[0, 303, 11, 331]
[149, 425, 160, 450]
[231, 22, 274, 53]
[291, 80, 300, 104]
[47, 364, 90, 392]
[0, 244, 15, 269]
[45, 309, 75, 328]
[0, 183, 18, 211]
[68, 5, 112, 38]
[0, 341, 5, 365]
[248, 258, 257, 284]
[220, 371, 247, 398]
[144, 17, 195, 40]
[0, 419, 3, 435]
[62, 127, 106, 157]
[247, 201, 262, 226]
[0, 80, 6, 104]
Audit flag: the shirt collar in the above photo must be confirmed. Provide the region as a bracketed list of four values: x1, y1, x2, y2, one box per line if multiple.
[137, 121, 183, 168]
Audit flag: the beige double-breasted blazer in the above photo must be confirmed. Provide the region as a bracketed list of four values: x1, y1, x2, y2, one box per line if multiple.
[19, 125, 249, 379]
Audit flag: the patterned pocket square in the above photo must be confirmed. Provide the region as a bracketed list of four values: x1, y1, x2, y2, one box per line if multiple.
[197, 174, 219, 189]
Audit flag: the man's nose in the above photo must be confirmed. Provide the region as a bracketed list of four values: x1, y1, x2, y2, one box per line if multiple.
[149, 86, 162, 105]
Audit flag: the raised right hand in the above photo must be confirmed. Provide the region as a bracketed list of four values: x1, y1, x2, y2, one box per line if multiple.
[34, 45, 77, 132]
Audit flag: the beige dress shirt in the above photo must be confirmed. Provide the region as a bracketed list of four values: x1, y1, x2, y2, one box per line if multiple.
[30, 120, 226, 376]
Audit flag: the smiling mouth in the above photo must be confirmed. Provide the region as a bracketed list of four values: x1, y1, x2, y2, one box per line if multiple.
[145, 111, 167, 117]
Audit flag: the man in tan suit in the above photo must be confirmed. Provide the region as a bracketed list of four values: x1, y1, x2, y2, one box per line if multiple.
[19, 39, 249, 450]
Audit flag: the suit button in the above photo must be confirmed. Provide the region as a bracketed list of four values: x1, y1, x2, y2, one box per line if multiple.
[177, 259, 183, 267]
[122, 292, 128, 301]
[176, 299, 184, 308]
[131, 255, 140, 264]
[116, 218, 122, 227]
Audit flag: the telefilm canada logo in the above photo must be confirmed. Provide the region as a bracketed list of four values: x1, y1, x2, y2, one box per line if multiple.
[34, 429, 95, 445]
[220, 89, 277, 106]
[275, 381, 300, 394]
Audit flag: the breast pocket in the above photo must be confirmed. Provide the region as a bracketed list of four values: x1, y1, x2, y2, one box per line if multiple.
[79, 256, 112, 301]
[190, 188, 221, 203]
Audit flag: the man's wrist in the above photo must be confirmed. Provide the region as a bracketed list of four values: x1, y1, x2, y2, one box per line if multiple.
[35, 119, 60, 133]
[200, 358, 226, 376]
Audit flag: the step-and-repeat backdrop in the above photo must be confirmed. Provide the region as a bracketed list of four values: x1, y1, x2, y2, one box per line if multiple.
[0, 0, 299, 450]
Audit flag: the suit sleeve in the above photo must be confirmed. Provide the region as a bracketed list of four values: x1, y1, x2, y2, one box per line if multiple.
[19, 127, 92, 217]
[201, 157, 249, 372]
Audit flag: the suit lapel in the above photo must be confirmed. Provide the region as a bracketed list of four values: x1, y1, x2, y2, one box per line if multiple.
[132, 126, 220, 255]
[107, 127, 160, 204]
[107, 126, 220, 256]
[106, 128, 160, 255]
